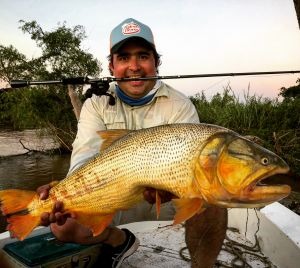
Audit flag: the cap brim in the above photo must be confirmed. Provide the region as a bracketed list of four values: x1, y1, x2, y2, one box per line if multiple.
[110, 37, 156, 54]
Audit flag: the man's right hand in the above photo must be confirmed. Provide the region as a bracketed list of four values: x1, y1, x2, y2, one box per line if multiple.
[37, 183, 103, 244]
[37, 183, 71, 226]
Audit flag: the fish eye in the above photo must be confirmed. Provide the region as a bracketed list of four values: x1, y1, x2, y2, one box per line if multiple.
[261, 157, 269, 165]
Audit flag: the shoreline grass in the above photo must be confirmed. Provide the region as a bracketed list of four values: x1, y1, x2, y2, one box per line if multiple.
[190, 86, 300, 175]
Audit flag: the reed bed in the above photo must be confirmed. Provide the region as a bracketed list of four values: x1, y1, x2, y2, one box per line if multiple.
[190, 87, 300, 175]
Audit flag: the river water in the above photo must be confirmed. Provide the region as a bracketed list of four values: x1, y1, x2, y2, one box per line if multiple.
[0, 129, 71, 232]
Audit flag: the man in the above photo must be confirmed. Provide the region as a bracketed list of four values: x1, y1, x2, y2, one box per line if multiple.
[39, 18, 227, 268]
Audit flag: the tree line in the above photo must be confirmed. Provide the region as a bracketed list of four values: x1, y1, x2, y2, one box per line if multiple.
[0, 20, 101, 150]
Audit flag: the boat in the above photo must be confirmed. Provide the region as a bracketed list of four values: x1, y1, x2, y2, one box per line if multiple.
[0, 202, 299, 267]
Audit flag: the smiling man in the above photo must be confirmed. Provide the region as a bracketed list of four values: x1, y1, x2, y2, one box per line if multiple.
[39, 18, 227, 268]
[110, 40, 157, 98]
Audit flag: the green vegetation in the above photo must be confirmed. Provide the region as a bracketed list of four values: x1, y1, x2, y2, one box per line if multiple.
[0, 20, 101, 150]
[191, 84, 300, 175]
[0, 85, 78, 151]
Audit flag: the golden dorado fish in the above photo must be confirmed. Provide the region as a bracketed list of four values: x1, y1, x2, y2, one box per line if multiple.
[0, 123, 291, 240]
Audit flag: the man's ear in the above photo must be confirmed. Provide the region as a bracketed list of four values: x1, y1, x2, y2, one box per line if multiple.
[108, 61, 114, 76]
[109, 62, 114, 72]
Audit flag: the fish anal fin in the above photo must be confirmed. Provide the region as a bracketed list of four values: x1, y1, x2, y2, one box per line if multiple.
[7, 214, 40, 241]
[173, 198, 204, 225]
[75, 213, 115, 237]
[97, 129, 131, 151]
[156, 190, 161, 219]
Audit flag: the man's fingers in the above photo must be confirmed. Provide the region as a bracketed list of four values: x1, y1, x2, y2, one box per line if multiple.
[39, 191, 48, 200]
[49, 212, 56, 223]
[37, 184, 51, 200]
[54, 201, 64, 212]
[143, 188, 156, 204]
[55, 212, 67, 225]
[143, 187, 177, 204]
[55, 212, 75, 226]
[39, 201, 65, 226]
[158, 190, 177, 203]
[40, 212, 50, 226]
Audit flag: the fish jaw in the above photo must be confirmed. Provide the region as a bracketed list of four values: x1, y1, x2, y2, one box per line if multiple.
[214, 167, 291, 208]
[195, 132, 291, 208]
[232, 164, 291, 207]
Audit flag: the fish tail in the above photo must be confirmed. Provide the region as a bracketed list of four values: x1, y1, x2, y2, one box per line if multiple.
[0, 189, 40, 240]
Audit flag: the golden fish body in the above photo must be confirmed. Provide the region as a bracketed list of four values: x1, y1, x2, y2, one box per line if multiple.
[0, 123, 291, 240]
[48, 124, 221, 210]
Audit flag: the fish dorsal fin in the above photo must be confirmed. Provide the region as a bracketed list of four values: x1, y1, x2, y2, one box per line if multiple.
[97, 129, 131, 151]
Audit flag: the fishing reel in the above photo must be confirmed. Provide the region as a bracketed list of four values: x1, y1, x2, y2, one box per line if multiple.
[8, 76, 116, 106]
[84, 79, 115, 105]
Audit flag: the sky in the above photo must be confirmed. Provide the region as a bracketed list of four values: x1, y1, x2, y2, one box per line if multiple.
[1, 0, 300, 99]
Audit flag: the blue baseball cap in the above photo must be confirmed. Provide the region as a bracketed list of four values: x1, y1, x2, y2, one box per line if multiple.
[110, 18, 156, 53]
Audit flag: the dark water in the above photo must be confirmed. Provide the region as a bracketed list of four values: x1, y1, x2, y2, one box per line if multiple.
[0, 153, 70, 190]
[0, 152, 70, 232]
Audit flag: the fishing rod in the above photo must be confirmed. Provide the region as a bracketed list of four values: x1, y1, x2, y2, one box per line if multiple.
[5, 70, 300, 105]
[9, 70, 300, 88]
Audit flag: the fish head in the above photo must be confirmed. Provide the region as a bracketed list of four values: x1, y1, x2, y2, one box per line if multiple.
[195, 132, 291, 208]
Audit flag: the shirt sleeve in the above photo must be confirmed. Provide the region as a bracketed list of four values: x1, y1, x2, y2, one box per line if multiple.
[68, 98, 106, 175]
[168, 98, 200, 124]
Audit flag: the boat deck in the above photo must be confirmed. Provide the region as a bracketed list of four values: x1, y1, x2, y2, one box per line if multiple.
[122, 221, 275, 268]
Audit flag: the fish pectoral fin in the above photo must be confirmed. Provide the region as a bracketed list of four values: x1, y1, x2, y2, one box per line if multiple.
[156, 190, 161, 219]
[75, 213, 115, 237]
[0, 189, 41, 241]
[97, 129, 131, 151]
[172, 198, 205, 225]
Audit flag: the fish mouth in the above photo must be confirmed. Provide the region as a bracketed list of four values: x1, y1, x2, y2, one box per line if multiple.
[219, 167, 291, 208]
[237, 184, 291, 208]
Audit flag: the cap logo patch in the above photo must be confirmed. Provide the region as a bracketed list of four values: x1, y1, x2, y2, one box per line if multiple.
[122, 22, 141, 35]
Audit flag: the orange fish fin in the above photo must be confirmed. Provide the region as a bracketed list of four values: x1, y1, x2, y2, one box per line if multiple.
[75, 213, 115, 237]
[0, 189, 37, 215]
[156, 190, 161, 219]
[0, 189, 40, 241]
[172, 198, 205, 225]
[7, 214, 40, 241]
[97, 129, 131, 151]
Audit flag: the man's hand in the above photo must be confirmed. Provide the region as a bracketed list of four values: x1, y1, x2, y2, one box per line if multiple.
[37, 183, 90, 243]
[37, 183, 72, 226]
[143, 187, 177, 204]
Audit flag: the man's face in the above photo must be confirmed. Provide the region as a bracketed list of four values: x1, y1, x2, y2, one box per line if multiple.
[109, 41, 157, 99]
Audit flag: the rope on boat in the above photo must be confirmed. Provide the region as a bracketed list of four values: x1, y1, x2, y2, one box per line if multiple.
[179, 209, 274, 268]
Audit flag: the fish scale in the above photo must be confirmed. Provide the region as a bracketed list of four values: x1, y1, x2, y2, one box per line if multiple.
[47, 124, 223, 213]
